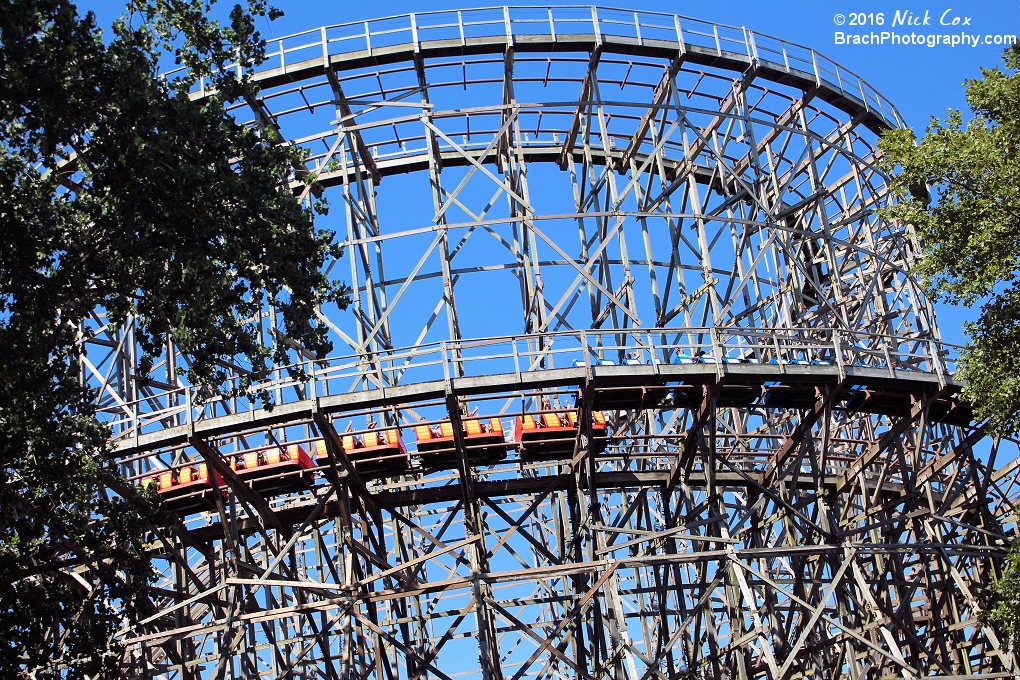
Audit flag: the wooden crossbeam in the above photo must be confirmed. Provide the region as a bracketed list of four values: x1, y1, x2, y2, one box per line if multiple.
[508, 563, 618, 680]
[916, 425, 987, 487]
[641, 71, 756, 213]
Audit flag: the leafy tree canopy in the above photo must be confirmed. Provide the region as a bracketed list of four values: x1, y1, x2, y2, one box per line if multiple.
[879, 44, 1020, 651]
[981, 541, 1020, 651]
[880, 44, 1020, 437]
[0, 0, 346, 675]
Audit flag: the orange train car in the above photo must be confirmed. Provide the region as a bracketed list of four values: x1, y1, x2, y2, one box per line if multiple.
[514, 410, 609, 461]
[229, 443, 316, 496]
[144, 463, 226, 515]
[334, 427, 410, 477]
[413, 417, 509, 470]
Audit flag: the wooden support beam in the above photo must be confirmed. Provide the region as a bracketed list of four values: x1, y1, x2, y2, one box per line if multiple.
[763, 385, 832, 482]
[558, 47, 602, 170]
[508, 564, 618, 680]
[916, 425, 986, 487]
[313, 412, 379, 518]
[497, 47, 516, 174]
[190, 436, 286, 535]
[620, 55, 685, 168]
[838, 396, 927, 492]
[641, 70, 756, 213]
[413, 53, 443, 175]
[726, 86, 820, 179]
[666, 383, 716, 495]
[325, 67, 380, 185]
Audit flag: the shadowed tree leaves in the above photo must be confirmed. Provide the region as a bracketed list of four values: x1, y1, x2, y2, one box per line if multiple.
[0, 0, 347, 675]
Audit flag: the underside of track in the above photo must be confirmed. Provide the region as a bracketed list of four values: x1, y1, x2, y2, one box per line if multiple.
[80, 7, 1020, 679]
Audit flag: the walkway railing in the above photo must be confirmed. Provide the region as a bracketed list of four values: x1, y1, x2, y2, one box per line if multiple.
[167, 6, 903, 131]
[96, 326, 957, 447]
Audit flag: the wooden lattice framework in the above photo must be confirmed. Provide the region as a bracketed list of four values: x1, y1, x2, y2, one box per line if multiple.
[79, 7, 1020, 679]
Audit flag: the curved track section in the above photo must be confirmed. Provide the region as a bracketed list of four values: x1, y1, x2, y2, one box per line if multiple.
[83, 7, 1020, 679]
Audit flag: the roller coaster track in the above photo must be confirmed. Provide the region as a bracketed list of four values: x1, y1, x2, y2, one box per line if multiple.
[80, 7, 1019, 678]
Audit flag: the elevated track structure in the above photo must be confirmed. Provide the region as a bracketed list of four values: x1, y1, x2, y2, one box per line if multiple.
[84, 7, 1020, 679]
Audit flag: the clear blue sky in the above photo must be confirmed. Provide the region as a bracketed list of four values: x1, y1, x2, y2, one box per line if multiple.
[78, 0, 1020, 347]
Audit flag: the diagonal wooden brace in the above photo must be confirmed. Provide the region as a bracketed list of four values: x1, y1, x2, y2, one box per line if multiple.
[190, 436, 286, 536]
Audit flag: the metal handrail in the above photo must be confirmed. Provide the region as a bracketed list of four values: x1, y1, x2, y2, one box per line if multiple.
[167, 5, 902, 130]
[94, 326, 960, 444]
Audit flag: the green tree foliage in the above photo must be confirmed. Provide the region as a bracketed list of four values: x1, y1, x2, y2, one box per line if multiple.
[0, 0, 346, 674]
[981, 541, 1020, 650]
[879, 45, 1020, 651]
[880, 45, 1020, 437]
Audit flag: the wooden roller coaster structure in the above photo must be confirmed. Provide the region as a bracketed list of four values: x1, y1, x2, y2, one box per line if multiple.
[79, 6, 1020, 679]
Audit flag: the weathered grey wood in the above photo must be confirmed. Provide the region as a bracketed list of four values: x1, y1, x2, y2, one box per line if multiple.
[80, 7, 1020, 678]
